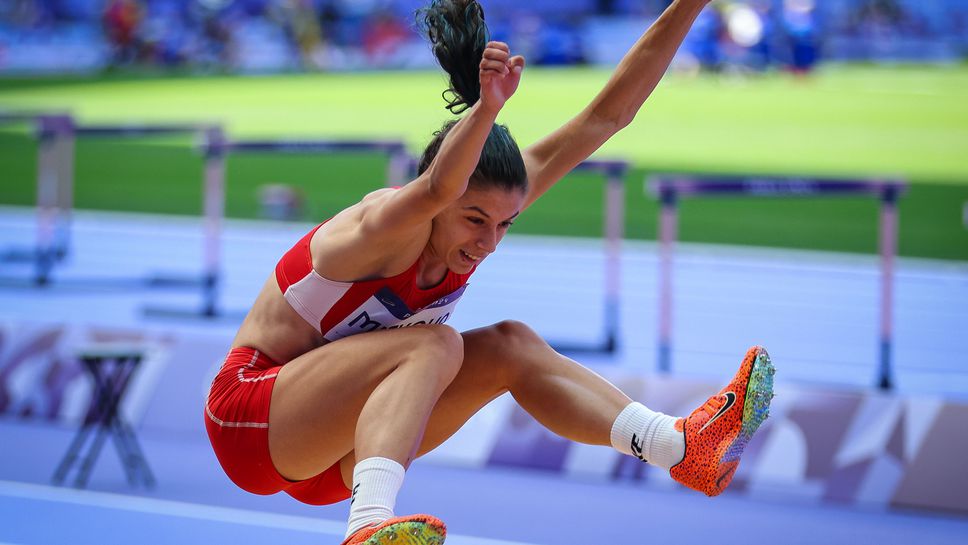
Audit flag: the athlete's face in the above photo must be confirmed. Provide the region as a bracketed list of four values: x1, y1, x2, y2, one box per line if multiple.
[430, 185, 526, 274]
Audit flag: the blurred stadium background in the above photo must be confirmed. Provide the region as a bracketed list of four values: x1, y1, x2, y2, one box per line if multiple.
[1, 1, 967, 544]
[2, 0, 968, 73]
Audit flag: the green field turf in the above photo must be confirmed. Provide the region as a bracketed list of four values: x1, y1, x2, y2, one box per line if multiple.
[1, 65, 967, 260]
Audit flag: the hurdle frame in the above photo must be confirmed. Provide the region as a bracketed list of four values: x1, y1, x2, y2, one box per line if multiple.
[648, 175, 907, 390]
[213, 138, 412, 187]
[54, 122, 227, 318]
[0, 113, 75, 285]
[151, 136, 410, 319]
[546, 159, 628, 354]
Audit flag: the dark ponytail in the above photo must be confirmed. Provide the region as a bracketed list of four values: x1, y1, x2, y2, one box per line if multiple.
[418, 0, 488, 114]
[417, 0, 528, 193]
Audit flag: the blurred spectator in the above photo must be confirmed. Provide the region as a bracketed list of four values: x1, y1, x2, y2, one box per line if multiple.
[188, 0, 235, 70]
[595, 0, 618, 16]
[782, 0, 819, 74]
[103, 0, 144, 66]
[2, 0, 52, 29]
[278, 0, 325, 68]
[749, 1, 777, 71]
[691, 6, 725, 71]
[362, 9, 409, 66]
[317, 1, 342, 48]
[535, 19, 585, 66]
[857, 0, 906, 35]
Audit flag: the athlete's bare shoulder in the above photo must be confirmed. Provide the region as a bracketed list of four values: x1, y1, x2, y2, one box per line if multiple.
[318, 187, 396, 236]
[361, 187, 397, 202]
[310, 186, 428, 282]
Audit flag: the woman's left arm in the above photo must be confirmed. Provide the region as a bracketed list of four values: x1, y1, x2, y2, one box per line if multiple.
[521, 0, 711, 209]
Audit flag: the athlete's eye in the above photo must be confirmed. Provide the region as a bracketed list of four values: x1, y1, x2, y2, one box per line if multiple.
[467, 217, 485, 225]
[500, 221, 514, 229]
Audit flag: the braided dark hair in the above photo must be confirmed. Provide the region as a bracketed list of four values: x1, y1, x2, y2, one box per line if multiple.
[417, 0, 528, 193]
[419, 0, 488, 114]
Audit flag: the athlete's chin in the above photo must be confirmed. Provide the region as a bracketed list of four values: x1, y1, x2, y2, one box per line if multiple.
[450, 261, 475, 274]
[452, 252, 481, 273]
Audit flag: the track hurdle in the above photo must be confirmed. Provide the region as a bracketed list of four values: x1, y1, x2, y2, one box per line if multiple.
[170, 137, 409, 315]
[547, 159, 628, 354]
[212, 138, 412, 186]
[0, 117, 226, 306]
[648, 175, 906, 389]
[65, 123, 227, 318]
[0, 113, 74, 285]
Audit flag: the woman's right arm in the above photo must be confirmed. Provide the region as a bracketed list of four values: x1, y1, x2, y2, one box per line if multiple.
[360, 41, 525, 234]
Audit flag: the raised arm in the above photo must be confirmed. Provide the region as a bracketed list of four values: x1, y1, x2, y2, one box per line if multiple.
[521, 0, 711, 209]
[361, 41, 525, 233]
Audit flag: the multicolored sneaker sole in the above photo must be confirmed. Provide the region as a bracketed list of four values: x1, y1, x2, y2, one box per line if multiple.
[670, 345, 775, 497]
[340, 514, 446, 545]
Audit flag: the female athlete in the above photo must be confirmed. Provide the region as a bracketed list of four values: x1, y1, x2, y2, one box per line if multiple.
[204, 1, 776, 543]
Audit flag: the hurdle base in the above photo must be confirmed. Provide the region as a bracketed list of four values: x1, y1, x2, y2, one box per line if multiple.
[142, 305, 247, 323]
[146, 273, 210, 289]
[549, 337, 618, 355]
[1, 245, 69, 260]
[0, 275, 216, 292]
[0, 275, 157, 291]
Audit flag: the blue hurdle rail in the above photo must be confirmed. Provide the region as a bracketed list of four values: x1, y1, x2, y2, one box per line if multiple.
[206, 138, 412, 188]
[648, 175, 907, 389]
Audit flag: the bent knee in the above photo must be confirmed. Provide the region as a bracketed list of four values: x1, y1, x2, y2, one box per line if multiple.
[465, 320, 549, 367]
[419, 324, 464, 355]
[490, 320, 545, 350]
[409, 324, 464, 378]
[478, 320, 551, 384]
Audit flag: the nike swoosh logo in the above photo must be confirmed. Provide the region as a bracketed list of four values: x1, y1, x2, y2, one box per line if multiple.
[699, 391, 737, 434]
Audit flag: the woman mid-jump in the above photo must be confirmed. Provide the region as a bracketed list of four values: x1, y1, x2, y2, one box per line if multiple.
[204, 1, 775, 543]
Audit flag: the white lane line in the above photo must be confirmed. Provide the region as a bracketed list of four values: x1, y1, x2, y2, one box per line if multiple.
[0, 480, 535, 545]
[0, 480, 345, 535]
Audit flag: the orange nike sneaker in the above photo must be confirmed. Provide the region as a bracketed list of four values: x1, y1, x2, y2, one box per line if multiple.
[340, 514, 446, 545]
[670, 346, 775, 497]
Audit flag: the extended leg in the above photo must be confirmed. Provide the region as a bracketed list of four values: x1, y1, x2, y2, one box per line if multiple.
[336, 320, 683, 483]
[420, 320, 632, 452]
[408, 322, 775, 497]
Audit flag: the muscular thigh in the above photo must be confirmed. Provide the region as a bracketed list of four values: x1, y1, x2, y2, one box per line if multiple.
[410, 325, 514, 456]
[267, 325, 459, 481]
[334, 320, 547, 479]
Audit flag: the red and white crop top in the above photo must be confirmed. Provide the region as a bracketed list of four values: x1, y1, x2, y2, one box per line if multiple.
[274, 223, 474, 341]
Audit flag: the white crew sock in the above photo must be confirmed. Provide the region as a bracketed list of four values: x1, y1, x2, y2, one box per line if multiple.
[610, 401, 685, 469]
[345, 457, 406, 538]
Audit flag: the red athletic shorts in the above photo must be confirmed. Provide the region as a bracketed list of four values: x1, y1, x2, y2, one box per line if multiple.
[204, 347, 351, 505]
